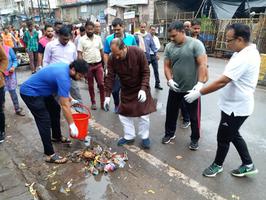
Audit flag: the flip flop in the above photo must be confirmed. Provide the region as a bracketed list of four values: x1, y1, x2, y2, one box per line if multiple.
[45, 154, 68, 164]
[51, 136, 71, 144]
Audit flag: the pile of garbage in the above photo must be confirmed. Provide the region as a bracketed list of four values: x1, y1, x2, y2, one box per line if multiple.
[67, 142, 128, 176]
[16, 52, 30, 65]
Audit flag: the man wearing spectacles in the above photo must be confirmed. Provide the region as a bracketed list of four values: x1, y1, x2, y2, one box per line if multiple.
[185, 23, 260, 178]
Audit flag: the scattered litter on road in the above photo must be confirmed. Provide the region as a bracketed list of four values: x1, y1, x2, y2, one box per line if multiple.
[175, 155, 183, 160]
[25, 182, 38, 200]
[50, 186, 57, 191]
[148, 189, 155, 194]
[232, 194, 240, 200]
[52, 166, 59, 170]
[51, 181, 58, 186]
[18, 163, 27, 169]
[144, 189, 155, 194]
[47, 171, 57, 179]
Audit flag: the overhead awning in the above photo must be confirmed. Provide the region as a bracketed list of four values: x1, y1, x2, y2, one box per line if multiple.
[211, 0, 266, 19]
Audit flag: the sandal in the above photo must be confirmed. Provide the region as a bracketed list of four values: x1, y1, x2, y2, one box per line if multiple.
[45, 154, 68, 164]
[16, 108, 25, 116]
[51, 136, 71, 144]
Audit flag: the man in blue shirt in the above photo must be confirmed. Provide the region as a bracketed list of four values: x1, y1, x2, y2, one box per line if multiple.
[104, 18, 137, 113]
[135, 22, 162, 90]
[20, 59, 88, 164]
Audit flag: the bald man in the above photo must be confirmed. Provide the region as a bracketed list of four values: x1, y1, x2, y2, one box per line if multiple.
[104, 38, 156, 149]
[184, 21, 191, 36]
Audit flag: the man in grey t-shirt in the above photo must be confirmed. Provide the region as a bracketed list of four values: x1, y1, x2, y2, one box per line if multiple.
[162, 21, 208, 150]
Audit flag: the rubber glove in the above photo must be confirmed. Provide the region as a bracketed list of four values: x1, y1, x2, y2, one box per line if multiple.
[69, 123, 79, 137]
[184, 90, 201, 103]
[167, 79, 180, 92]
[138, 90, 146, 103]
[104, 97, 110, 112]
[192, 82, 204, 91]
[71, 99, 79, 106]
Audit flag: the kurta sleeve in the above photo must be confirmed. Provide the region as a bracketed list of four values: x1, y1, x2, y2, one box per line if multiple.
[0, 45, 8, 88]
[0, 45, 8, 73]
[139, 50, 150, 91]
[104, 57, 116, 97]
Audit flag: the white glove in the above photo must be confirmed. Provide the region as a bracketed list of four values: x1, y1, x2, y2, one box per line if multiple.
[167, 79, 180, 92]
[184, 90, 201, 103]
[71, 99, 79, 106]
[138, 90, 146, 103]
[104, 65, 108, 77]
[104, 97, 110, 111]
[192, 82, 204, 91]
[69, 123, 79, 137]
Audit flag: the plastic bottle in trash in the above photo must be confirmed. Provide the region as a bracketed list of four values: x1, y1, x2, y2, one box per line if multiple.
[104, 163, 116, 173]
[84, 136, 91, 147]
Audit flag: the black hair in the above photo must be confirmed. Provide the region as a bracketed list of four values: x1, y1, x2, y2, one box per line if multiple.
[54, 21, 63, 27]
[191, 19, 201, 26]
[112, 18, 124, 27]
[66, 24, 73, 31]
[110, 38, 125, 50]
[226, 23, 250, 42]
[85, 20, 94, 28]
[27, 21, 33, 27]
[168, 21, 184, 32]
[79, 26, 85, 32]
[58, 25, 72, 37]
[44, 24, 53, 31]
[150, 24, 156, 29]
[70, 59, 88, 74]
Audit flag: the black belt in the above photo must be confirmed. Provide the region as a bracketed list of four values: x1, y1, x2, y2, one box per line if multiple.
[88, 61, 102, 66]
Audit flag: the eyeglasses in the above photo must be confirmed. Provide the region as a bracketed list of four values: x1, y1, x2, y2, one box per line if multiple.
[226, 38, 236, 43]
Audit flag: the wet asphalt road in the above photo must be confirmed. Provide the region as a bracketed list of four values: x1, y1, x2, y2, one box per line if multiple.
[1, 55, 265, 200]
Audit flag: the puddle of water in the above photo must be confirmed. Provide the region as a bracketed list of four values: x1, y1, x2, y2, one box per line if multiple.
[78, 174, 111, 200]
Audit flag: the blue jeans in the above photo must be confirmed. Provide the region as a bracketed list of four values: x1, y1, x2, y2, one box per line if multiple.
[6, 89, 20, 112]
[149, 54, 160, 86]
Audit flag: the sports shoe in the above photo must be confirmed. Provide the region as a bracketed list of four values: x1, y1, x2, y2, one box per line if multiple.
[203, 163, 223, 177]
[180, 121, 191, 129]
[155, 85, 163, 90]
[0, 132, 6, 143]
[231, 164, 258, 177]
[162, 135, 176, 144]
[114, 105, 119, 114]
[117, 138, 135, 146]
[91, 104, 97, 110]
[141, 138, 151, 149]
[189, 140, 199, 150]
[15, 108, 25, 116]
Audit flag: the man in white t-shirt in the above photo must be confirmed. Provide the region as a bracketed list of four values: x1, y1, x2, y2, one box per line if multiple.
[185, 23, 260, 178]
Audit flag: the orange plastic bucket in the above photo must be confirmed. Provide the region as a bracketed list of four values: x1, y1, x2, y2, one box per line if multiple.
[71, 104, 91, 140]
